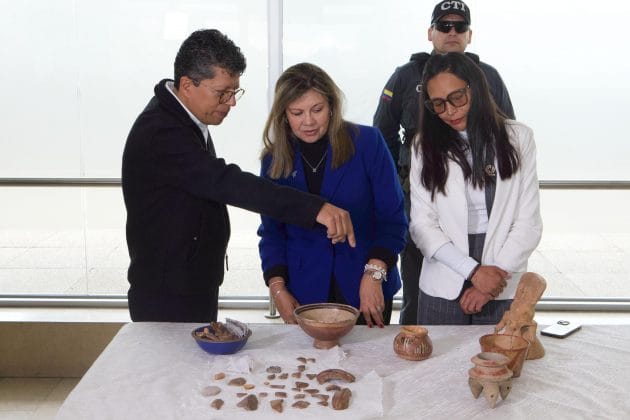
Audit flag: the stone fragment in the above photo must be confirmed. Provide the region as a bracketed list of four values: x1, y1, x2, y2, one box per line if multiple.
[332, 388, 352, 410]
[270, 399, 284, 413]
[266, 366, 282, 374]
[237, 394, 259, 411]
[210, 399, 224, 410]
[228, 377, 247, 386]
[200, 386, 221, 397]
[292, 401, 310, 409]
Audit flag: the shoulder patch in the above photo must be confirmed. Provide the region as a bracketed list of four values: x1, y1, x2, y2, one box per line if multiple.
[381, 88, 393, 102]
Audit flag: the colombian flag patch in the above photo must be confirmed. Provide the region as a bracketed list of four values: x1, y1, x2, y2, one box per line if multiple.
[381, 88, 393, 102]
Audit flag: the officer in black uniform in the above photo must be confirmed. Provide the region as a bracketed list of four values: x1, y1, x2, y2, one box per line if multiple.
[373, 0, 515, 325]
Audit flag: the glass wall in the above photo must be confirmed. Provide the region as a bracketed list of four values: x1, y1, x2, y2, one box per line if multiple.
[1, 0, 628, 301]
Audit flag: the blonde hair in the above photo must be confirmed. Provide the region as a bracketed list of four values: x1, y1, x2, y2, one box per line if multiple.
[261, 62, 355, 179]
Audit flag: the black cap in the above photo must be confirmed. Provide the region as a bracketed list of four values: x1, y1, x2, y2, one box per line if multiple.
[431, 0, 471, 24]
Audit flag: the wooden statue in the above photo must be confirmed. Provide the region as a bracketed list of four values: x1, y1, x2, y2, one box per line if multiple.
[494, 272, 546, 360]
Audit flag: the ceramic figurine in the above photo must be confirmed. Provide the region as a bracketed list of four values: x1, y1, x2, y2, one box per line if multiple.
[468, 352, 513, 408]
[494, 272, 547, 360]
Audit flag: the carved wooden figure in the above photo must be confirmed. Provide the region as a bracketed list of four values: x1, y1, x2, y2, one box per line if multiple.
[494, 272, 547, 360]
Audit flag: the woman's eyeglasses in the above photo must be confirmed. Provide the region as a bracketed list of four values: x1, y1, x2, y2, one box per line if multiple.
[433, 21, 469, 34]
[424, 86, 469, 115]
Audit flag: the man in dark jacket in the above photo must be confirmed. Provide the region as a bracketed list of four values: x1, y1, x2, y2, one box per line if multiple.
[373, 0, 515, 325]
[122, 29, 355, 322]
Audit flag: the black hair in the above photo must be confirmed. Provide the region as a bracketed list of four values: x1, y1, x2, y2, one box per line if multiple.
[413, 52, 519, 199]
[173, 29, 246, 88]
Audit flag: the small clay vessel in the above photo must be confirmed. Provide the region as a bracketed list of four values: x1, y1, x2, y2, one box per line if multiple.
[468, 352, 513, 409]
[393, 326, 433, 361]
[479, 334, 529, 378]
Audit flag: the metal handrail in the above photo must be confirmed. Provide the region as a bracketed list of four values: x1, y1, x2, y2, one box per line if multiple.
[0, 178, 629, 189]
[2, 296, 630, 312]
[2, 178, 629, 316]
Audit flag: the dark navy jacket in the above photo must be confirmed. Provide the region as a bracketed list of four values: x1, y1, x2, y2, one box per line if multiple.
[257, 124, 407, 308]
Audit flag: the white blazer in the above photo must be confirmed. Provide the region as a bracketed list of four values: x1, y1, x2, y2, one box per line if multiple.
[409, 120, 543, 300]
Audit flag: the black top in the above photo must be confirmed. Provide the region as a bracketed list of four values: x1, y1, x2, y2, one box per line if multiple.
[122, 79, 325, 302]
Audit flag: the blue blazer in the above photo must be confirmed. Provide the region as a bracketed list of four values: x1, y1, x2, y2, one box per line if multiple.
[258, 124, 407, 308]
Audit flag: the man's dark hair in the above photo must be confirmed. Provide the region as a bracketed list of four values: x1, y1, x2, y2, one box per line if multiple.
[174, 29, 246, 88]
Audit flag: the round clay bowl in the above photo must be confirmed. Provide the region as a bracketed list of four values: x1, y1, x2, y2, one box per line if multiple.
[479, 334, 529, 378]
[293, 303, 360, 349]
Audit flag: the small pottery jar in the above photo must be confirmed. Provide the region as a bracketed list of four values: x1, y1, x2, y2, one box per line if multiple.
[393, 326, 433, 361]
[468, 352, 513, 409]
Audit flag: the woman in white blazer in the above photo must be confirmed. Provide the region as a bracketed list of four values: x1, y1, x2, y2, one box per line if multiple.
[409, 53, 542, 325]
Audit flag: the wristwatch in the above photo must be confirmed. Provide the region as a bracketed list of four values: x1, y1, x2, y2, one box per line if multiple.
[364, 263, 387, 282]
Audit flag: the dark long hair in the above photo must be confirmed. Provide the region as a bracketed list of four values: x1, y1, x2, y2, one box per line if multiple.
[413, 53, 519, 199]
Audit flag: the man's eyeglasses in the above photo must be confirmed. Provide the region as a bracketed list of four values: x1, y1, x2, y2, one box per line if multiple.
[424, 86, 469, 115]
[192, 79, 245, 104]
[434, 21, 469, 34]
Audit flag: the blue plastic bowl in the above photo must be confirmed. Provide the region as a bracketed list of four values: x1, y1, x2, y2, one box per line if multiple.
[191, 325, 252, 355]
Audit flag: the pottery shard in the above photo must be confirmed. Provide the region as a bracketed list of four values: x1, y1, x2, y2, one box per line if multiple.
[307, 358, 316, 363]
[332, 388, 352, 410]
[297, 365, 306, 372]
[316, 369, 356, 384]
[236, 392, 247, 397]
[266, 366, 282, 374]
[306, 374, 317, 380]
[213, 372, 226, 380]
[210, 399, 224, 410]
[297, 357, 307, 364]
[325, 384, 341, 392]
[318, 400, 329, 407]
[279, 373, 289, 380]
[270, 399, 284, 413]
[294, 393, 306, 399]
[295, 381, 309, 389]
[267, 374, 276, 380]
[314, 394, 329, 401]
[258, 392, 268, 398]
[292, 401, 310, 409]
[305, 389, 319, 394]
[291, 372, 302, 378]
[201, 386, 221, 397]
[275, 392, 287, 398]
[270, 384, 286, 389]
[237, 394, 259, 411]
[228, 377, 247, 386]
[243, 384, 255, 390]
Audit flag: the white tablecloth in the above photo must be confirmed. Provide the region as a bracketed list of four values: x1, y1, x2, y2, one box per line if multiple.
[56, 323, 630, 419]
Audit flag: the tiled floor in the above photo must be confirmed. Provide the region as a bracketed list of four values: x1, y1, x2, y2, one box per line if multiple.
[0, 378, 79, 420]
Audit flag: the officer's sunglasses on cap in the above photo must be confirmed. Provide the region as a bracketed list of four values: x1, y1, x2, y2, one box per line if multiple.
[434, 21, 469, 34]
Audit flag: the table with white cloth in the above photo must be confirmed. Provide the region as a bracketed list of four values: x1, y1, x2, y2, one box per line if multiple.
[56, 323, 630, 419]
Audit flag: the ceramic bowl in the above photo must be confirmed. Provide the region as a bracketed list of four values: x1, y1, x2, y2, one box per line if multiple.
[293, 303, 360, 349]
[191, 324, 252, 355]
[479, 334, 529, 378]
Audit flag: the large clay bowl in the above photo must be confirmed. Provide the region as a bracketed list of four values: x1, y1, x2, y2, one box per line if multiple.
[479, 334, 530, 378]
[294, 303, 360, 349]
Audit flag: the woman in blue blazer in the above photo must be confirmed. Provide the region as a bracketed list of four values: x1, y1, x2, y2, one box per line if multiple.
[258, 63, 407, 327]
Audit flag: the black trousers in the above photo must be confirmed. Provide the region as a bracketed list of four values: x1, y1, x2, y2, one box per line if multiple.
[128, 286, 219, 322]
